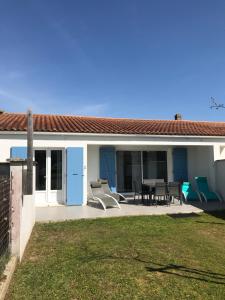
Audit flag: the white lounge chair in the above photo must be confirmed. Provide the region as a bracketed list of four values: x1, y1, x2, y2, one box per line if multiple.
[98, 179, 126, 202]
[89, 181, 121, 211]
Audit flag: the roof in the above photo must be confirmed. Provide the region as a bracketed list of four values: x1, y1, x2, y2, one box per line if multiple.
[0, 112, 225, 136]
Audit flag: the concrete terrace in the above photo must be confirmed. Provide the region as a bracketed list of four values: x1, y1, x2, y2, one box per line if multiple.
[35, 201, 225, 222]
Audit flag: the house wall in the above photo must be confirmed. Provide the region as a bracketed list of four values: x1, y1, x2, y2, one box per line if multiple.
[187, 146, 215, 190]
[1, 132, 225, 205]
[87, 144, 217, 195]
[0, 134, 88, 205]
[86, 144, 187, 194]
[215, 160, 225, 199]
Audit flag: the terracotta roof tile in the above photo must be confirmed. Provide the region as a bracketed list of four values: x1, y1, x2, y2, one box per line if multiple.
[0, 113, 225, 136]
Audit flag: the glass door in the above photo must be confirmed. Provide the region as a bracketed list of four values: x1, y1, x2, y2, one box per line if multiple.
[35, 150, 47, 191]
[116, 151, 142, 193]
[142, 151, 167, 182]
[34, 149, 65, 206]
[48, 150, 63, 204]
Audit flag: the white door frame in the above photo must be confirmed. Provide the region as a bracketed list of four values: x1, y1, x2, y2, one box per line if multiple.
[34, 148, 66, 206]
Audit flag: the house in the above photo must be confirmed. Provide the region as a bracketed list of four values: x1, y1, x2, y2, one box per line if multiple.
[0, 111, 225, 207]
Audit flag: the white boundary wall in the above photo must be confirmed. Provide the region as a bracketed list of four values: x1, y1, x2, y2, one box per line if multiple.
[10, 161, 35, 261]
[20, 195, 35, 260]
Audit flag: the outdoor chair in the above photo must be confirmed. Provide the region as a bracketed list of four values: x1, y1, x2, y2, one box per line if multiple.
[133, 180, 148, 204]
[195, 177, 222, 202]
[168, 182, 182, 204]
[133, 180, 142, 203]
[153, 182, 169, 205]
[98, 179, 126, 202]
[182, 182, 202, 203]
[89, 181, 121, 210]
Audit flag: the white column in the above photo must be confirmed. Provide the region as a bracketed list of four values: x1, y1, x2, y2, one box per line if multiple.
[167, 147, 173, 182]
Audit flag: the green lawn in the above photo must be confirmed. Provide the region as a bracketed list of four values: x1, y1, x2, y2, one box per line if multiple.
[7, 211, 225, 300]
[0, 252, 9, 281]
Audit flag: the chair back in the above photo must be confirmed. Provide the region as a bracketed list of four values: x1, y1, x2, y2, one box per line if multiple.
[90, 181, 104, 197]
[98, 179, 111, 194]
[182, 182, 192, 196]
[154, 182, 167, 196]
[168, 182, 180, 197]
[195, 177, 209, 193]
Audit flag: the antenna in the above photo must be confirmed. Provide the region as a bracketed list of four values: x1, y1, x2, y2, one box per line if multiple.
[210, 97, 225, 110]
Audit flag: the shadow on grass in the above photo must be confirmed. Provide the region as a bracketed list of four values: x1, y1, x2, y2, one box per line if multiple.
[78, 247, 225, 285]
[195, 221, 225, 225]
[168, 213, 200, 219]
[206, 210, 225, 221]
[132, 253, 225, 285]
[145, 262, 225, 285]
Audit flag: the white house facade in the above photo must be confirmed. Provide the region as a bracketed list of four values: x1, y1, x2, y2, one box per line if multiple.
[1, 112, 225, 207]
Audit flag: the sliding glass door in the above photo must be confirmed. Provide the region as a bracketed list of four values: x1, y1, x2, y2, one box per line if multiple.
[116, 150, 167, 192]
[116, 151, 142, 192]
[143, 151, 167, 182]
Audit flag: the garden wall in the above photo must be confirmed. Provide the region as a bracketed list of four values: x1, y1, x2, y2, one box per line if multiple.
[10, 160, 35, 261]
[19, 195, 35, 259]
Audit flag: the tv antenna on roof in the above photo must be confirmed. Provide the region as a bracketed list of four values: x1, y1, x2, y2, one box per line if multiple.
[210, 97, 225, 110]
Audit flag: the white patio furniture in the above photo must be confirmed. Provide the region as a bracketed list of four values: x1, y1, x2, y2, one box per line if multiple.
[89, 181, 121, 211]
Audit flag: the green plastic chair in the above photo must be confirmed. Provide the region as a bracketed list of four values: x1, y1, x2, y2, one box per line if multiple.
[195, 177, 222, 202]
[182, 182, 201, 202]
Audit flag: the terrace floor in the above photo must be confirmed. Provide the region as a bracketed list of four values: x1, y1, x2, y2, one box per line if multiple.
[35, 199, 225, 222]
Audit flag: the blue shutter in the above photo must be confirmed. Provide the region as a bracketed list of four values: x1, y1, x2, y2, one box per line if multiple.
[173, 148, 188, 182]
[67, 147, 83, 205]
[11, 147, 27, 159]
[100, 146, 116, 192]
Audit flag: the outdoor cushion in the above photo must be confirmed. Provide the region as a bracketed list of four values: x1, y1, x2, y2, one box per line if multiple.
[98, 179, 108, 184]
[90, 181, 101, 188]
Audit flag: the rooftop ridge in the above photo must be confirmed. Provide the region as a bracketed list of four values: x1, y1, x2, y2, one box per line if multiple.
[1, 112, 225, 124]
[0, 112, 225, 136]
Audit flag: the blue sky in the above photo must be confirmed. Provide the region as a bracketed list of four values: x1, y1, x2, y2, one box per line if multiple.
[1, 0, 225, 121]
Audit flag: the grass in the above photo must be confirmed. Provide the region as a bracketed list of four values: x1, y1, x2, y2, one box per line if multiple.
[7, 211, 225, 300]
[0, 252, 9, 281]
